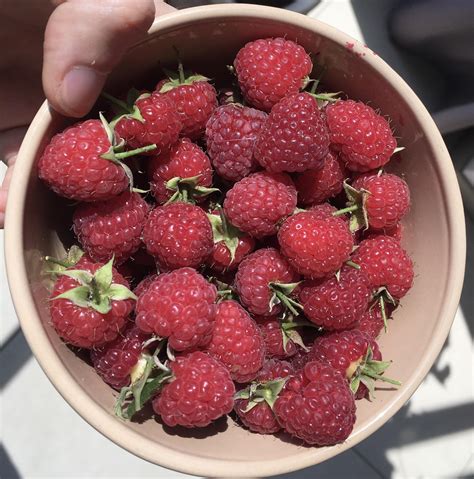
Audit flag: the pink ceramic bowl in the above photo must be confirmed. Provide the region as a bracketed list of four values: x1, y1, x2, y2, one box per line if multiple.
[5, 5, 466, 477]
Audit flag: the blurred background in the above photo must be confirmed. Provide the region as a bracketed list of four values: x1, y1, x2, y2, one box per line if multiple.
[1, 0, 473, 478]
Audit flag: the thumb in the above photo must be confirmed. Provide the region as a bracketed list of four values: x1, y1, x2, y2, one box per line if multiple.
[43, 0, 173, 118]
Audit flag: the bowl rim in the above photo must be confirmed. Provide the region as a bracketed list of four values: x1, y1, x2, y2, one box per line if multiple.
[4, 4, 466, 477]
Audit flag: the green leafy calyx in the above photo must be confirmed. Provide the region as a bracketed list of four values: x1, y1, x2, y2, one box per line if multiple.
[234, 377, 288, 412]
[349, 346, 401, 400]
[53, 257, 137, 314]
[333, 180, 371, 232]
[165, 175, 219, 205]
[269, 282, 303, 316]
[207, 208, 244, 263]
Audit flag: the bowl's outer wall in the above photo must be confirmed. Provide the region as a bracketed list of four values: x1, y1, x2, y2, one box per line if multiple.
[5, 5, 466, 478]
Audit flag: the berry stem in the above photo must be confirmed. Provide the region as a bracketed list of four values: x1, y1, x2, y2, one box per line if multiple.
[362, 370, 401, 386]
[346, 260, 361, 270]
[44, 256, 71, 268]
[178, 59, 185, 84]
[102, 92, 131, 113]
[273, 290, 303, 316]
[379, 295, 388, 332]
[114, 144, 157, 159]
[333, 204, 359, 216]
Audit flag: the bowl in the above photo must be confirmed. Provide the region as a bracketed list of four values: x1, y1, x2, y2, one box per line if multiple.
[5, 4, 466, 477]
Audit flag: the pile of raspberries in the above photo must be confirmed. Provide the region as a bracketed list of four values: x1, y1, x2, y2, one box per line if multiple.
[38, 37, 413, 446]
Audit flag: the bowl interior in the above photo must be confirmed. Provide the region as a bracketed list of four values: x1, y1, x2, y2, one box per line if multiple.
[12, 6, 463, 477]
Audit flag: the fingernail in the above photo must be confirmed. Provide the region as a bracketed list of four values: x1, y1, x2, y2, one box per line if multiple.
[60, 66, 106, 117]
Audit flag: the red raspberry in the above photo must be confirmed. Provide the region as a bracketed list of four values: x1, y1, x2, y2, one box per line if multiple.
[235, 248, 300, 316]
[351, 172, 410, 230]
[257, 358, 295, 381]
[254, 92, 330, 173]
[148, 138, 213, 204]
[299, 266, 371, 330]
[352, 235, 414, 299]
[208, 236, 255, 273]
[90, 322, 150, 389]
[366, 223, 404, 243]
[255, 316, 299, 359]
[274, 361, 356, 445]
[310, 329, 384, 399]
[153, 351, 235, 428]
[290, 348, 312, 371]
[133, 273, 159, 297]
[205, 104, 267, 182]
[353, 302, 393, 339]
[206, 209, 255, 273]
[38, 119, 128, 202]
[234, 359, 294, 434]
[136, 268, 217, 351]
[143, 202, 213, 270]
[73, 191, 149, 264]
[114, 92, 182, 154]
[309, 202, 340, 218]
[326, 100, 396, 172]
[224, 172, 297, 238]
[205, 300, 265, 383]
[233, 37, 312, 112]
[50, 257, 135, 349]
[157, 77, 217, 140]
[294, 151, 347, 205]
[278, 210, 353, 278]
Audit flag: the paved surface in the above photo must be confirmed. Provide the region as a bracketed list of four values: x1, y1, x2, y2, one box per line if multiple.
[2, 1, 473, 477]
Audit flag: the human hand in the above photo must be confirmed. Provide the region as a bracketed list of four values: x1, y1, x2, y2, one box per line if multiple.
[0, 0, 176, 227]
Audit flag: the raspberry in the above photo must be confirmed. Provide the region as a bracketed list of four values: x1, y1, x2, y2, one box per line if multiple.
[234, 37, 312, 112]
[136, 268, 217, 351]
[235, 248, 300, 316]
[206, 209, 255, 273]
[143, 202, 213, 270]
[90, 322, 150, 389]
[309, 202, 340, 218]
[205, 300, 265, 383]
[205, 104, 267, 181]
[353, 302, 393, 339]
[289, 348, 312, 371]
[274, 361, 356, 445]
[224, 171, 297, 238]
[234, 359, 294, 434]
[299, 265, 371, 330]
[278, 210, 353, 278]
[255, 316, 299, 359]
[294, 151, 347, 205]
[352, 235, 414, 299]
[326, 100, 396, 172]
[38, 119, 128, 202]
[351, 172, 410, 229]
[114, 92, 182, 154]
[310, 329, 389, 399]
[73, 191, 149, 264]
[153, 351, 235, 428]
[133, 273, 159, 297]
[254, 92, 330, 173]
[208, 235, 255, 273]
[257, 358, 295, 381]
[365, 223, 404, 243]
[157, 77, 217, 140]
[50, 257, 135, 349]
[148, 138, 213, 204]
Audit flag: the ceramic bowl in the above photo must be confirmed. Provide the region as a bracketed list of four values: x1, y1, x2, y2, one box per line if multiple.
[5, 4, 466, 477]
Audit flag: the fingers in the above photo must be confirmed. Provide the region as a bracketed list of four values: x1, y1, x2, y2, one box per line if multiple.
[43, 0, 158, 117]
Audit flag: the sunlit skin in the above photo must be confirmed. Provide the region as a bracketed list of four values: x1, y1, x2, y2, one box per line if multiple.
[0, 0, 175, 227]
